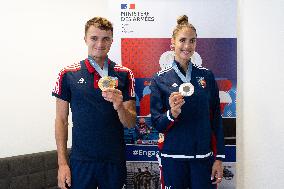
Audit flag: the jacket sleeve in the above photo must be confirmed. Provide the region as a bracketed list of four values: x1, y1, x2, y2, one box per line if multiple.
[209, 71, 225, 161]
[150, 76, 175, 133]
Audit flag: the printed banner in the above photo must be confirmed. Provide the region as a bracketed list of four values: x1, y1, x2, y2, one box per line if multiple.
[108, 0, 237, 188]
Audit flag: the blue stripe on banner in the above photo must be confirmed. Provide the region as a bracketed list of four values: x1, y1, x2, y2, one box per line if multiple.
[126, 144, 236, 162]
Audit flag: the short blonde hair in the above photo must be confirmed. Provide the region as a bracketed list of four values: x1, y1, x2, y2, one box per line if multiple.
[85, 17, 113, 35]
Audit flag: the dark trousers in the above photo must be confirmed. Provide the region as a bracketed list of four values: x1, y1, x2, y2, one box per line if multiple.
[70, 159, 126, 189]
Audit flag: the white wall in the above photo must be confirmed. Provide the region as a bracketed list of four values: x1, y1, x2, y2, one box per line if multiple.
[0, 0, 108, 158]
[238, 0, 284, 188]
[0, 0, 284, 188]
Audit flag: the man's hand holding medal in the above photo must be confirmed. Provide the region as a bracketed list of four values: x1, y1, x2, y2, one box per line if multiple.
[99, 76, 123, 110]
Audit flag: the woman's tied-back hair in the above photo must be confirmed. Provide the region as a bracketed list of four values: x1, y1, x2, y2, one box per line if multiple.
[85, 17, 113, 35]
[172, 15, 197, 39]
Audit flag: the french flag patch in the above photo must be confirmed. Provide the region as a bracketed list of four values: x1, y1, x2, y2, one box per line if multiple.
[121, 4, 135, 9]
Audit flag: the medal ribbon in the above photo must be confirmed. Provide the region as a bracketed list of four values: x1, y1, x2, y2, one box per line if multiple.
[172, 60, 193, 83]
[88, 55, 108, 77]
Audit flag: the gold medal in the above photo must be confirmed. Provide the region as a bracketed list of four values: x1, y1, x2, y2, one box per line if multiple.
[179, 83, 194, 96]
[98, 76, 117, 91]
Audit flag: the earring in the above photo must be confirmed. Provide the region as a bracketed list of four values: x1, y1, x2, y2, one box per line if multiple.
[170, 44, 175, 51]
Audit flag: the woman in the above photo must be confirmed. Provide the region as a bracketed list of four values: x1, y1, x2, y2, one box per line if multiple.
[150, 15, 225, 189]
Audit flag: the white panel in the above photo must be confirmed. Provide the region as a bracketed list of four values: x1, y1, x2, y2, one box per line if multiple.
[238, 0, 284, 188]
[0, 0, 108, 158]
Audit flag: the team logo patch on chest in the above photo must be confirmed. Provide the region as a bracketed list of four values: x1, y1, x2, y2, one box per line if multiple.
[196, 77, 206, 88]
[172, 83, 178, 87]
[78, 78, 86, 84]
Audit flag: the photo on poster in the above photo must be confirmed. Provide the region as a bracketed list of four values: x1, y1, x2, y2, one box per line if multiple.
[219, 162, 236, 189]
[125, 161, 236, 189]
[122, 38, 237, 146]
[126, 161, 161, 189]
[124, 116, 159, 145]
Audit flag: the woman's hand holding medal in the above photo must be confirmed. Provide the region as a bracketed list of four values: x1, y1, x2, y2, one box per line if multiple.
[169, 92, 185, 118]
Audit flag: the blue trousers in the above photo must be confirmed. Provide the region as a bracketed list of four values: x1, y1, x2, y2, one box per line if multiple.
[160, 156, 217, 189]
[70, 159, 126, 189]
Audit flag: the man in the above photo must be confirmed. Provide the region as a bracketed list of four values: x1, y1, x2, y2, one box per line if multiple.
[52, 17, 136, 189]
[136, 117, 149, 140]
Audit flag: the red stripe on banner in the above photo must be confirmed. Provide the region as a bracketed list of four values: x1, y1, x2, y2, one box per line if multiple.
[216, 79, 232, 92]
[139, 94, 150, 116]
[121, 38, 171, 78]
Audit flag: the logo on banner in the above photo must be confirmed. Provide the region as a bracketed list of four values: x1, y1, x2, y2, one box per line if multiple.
[121, 4, 135, 9]
[120, 3, 155, 33]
